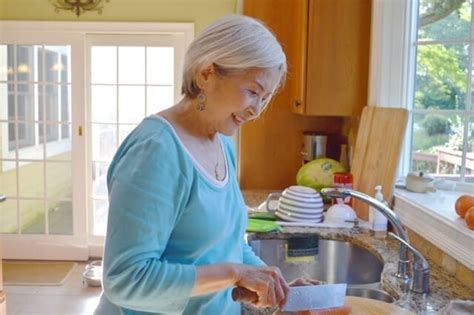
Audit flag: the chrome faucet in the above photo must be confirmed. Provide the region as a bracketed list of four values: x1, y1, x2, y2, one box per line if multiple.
[321, 187, 430, 294]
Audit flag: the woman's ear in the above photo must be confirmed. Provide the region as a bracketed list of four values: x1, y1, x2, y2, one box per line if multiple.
[195, 64, 214, 90]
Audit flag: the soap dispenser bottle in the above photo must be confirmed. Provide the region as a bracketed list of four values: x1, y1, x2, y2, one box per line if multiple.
[369, 185, 388, 231]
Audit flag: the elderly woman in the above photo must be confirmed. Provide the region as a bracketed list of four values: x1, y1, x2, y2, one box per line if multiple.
[94, 15, 289, 315]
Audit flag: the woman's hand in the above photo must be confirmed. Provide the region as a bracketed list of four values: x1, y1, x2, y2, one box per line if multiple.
[276, 278, 351, 315]
[231, 265, 289, 308]
[289, 278, 326, 287]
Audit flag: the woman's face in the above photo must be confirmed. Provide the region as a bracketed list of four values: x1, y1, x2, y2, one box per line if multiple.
[198, 66, 281, 136]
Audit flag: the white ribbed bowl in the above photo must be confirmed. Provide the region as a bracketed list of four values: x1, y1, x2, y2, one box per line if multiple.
[276, 207, 323, 220]
[282, 185, 322, 202]
[276, 210, 323, 223]
[277, 185, 323, 217]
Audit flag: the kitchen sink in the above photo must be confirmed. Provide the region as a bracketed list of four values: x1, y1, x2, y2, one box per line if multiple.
[346, 287, 395, 303]
[248, 234, 384, 285]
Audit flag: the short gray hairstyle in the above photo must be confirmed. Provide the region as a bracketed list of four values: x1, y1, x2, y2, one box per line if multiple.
[181, 15, 287, 98]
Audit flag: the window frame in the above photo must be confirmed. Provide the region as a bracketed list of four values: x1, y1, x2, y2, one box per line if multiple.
[2, 44, 73, 169]
[410, 1, 473, 181]
[368, 0, 474, 271]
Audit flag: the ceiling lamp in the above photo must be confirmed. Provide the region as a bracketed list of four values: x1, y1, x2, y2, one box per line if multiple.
[49, 0, 110, 17]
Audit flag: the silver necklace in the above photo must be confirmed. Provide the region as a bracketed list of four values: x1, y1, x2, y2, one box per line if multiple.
[214, 139, 224, 181]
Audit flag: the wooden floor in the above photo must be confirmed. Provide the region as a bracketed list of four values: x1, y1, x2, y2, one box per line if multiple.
[5, 262, 102, 315]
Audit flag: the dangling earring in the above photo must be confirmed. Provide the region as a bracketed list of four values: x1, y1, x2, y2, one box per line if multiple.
[196, 93, 206, 111]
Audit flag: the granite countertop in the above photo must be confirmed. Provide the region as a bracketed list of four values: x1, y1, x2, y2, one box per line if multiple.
[240, 190, 474, 315]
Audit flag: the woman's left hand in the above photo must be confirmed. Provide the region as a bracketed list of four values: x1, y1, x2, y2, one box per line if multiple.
[276, 278, 351, 315]
[288, 278, 326, 287]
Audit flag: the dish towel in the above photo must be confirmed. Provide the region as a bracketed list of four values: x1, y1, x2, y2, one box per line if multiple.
[246, 218, 282, 233]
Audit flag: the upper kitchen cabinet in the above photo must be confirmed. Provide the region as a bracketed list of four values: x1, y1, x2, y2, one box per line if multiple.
[246, 0, 371, 116]
[300, 0, 371, 116]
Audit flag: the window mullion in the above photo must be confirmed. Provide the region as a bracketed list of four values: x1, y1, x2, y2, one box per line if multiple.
[460, 2, 474, 181]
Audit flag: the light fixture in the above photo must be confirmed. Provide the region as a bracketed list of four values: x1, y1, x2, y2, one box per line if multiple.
[49, 0, 110, 17]
[17, 64, 30, 73]
[51, 63, 65, 72]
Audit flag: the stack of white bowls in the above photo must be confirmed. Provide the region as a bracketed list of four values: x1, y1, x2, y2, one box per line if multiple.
[274, 186, 324, 223]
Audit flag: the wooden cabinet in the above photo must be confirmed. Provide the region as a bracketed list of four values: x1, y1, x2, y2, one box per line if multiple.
[290, 0, 371, 116]
[240, 0, 346, 189]
[240, 0, 370, 189]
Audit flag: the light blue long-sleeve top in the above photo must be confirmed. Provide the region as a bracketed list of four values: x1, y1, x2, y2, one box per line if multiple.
[94, 115, 265, 315]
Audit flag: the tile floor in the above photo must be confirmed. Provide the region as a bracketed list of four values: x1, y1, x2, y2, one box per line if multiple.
[4, 262, 102, 315]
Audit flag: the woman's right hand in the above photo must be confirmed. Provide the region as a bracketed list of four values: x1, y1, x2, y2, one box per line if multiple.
[231, 265, 289, 308]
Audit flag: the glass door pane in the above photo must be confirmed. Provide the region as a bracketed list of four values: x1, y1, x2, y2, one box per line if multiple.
[89, 40, 176, 236]
[0, 44, 73, 236]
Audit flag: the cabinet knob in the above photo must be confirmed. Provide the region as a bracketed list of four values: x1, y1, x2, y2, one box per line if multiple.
[293, 100, 302, 107]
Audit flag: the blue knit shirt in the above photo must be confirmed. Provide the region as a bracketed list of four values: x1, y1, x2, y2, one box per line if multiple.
[94, 115, 265, 315]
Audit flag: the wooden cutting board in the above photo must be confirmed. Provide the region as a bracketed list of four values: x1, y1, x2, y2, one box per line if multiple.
[345, 296, 414, 315]
[276, 296, 414, 314]
[351, 106, 408, 219]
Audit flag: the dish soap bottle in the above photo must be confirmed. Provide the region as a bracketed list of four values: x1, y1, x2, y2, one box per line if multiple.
[369, 185, 388, 231]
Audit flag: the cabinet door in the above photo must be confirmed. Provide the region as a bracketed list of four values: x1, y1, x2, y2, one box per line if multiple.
[304, 0, 371, 116]
[243, 0, 307, 114]
[287, 0, 309, 115]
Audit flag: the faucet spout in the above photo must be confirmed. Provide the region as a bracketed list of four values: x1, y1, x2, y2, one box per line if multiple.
[321, 187, 408, 239]
[321, 187, 431, 294]
[321, 188, 410, 279]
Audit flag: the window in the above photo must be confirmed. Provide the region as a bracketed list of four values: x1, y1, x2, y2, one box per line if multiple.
[410, 0, 473, 182]
[373, 0, 474, 270]
[1, 44, 71, 156]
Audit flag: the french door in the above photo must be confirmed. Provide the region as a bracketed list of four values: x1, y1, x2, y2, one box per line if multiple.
[85, 34, 186, 255]
[0, 22, 192, 260]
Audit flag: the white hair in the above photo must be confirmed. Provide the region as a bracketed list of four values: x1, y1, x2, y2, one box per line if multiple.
[181, 15, 287, 98]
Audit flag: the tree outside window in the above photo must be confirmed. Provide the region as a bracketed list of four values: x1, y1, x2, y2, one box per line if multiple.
[412, 0, 474, 182]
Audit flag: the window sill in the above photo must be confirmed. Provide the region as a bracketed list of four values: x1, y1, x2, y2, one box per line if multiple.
[393, 188, 474, 270]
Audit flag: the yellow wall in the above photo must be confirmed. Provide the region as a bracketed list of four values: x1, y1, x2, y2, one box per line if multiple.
[0, 0, 237, 33]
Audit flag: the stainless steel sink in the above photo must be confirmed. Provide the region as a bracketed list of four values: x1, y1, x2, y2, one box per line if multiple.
[248, 235, 383, 285]
[346, 287, 395, 303]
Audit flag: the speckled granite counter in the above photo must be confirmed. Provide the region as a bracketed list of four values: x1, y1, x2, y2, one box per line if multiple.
[240, 190, 474, 315]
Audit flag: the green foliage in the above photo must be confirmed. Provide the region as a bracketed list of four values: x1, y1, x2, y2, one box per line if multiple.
[412, 160, 437, 174]
[419, 0, 470, 40]
[421, 114, 452, 135]
[415, 45, 466, 110]
[446, 116, 464, 150]
[413, 127, 449, 152]
[415, 1, 470, 111]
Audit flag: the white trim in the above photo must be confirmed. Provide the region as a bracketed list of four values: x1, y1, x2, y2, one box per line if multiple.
[0, 21, 194, 38]
[368, 0, 413, 109]
[416, 38, 471, 45]
[1, 234, 88, 261]
[88, 234, 104, 258]
[394, 189, 474, 270]
[368, 0, 415, 179]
